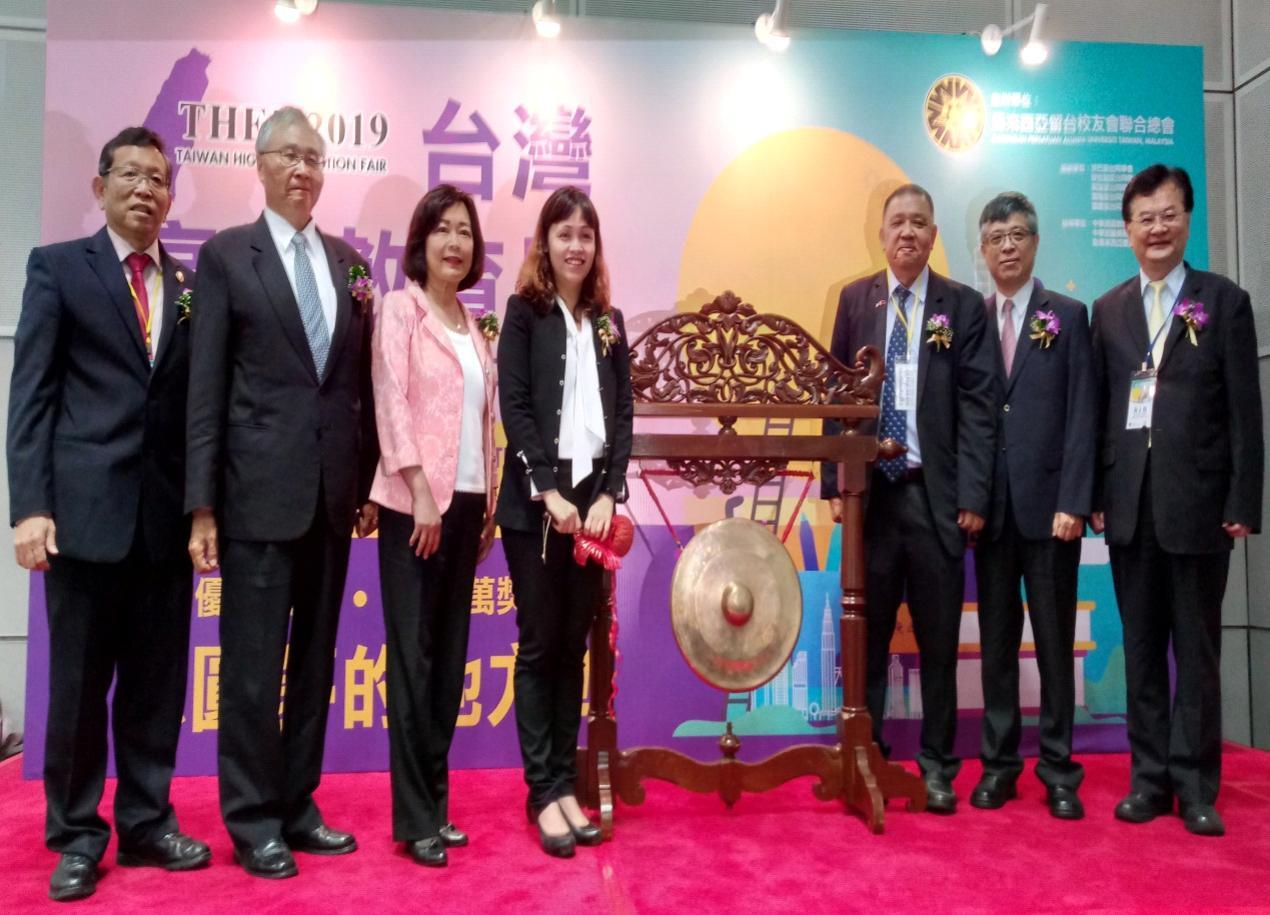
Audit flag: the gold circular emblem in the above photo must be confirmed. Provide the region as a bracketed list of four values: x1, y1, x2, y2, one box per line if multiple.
[924, 74, 985, 153]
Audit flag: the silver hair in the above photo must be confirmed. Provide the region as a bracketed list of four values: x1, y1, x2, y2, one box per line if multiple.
[978, 191, 1039, 236]
[255, 106, 324, 155]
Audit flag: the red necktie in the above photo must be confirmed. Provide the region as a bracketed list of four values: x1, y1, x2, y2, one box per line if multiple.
[125, 251, 152, 357]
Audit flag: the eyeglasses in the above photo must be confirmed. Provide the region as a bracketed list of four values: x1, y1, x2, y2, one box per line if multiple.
[261, 148, 325, 170]
[983, 228, 1034, 249]
[103, 167, 170, 191]
[1129, 209, 1184, 229]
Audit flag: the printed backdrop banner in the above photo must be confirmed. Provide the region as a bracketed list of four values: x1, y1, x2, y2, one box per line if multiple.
[24, 0, 1207, 776]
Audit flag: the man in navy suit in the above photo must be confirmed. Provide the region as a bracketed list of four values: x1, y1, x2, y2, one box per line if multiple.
[185, 107, 379, 877]
[822, 184, 997, 813]
[8, 127, 210, 902]
[1091, 165, 1262, 836]
[969, 192, 1094, 819]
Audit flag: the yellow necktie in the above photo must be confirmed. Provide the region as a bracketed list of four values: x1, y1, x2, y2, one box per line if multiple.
[1148, 280, 1166, 367]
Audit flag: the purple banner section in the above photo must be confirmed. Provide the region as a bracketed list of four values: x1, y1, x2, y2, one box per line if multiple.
[23, 523, 1128, 780]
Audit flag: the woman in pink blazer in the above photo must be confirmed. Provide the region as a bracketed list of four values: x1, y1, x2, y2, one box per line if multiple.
[370, 184, 497, 868]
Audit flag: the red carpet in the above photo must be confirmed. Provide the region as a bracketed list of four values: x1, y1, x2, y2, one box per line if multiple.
[2, 747, 1269, 913]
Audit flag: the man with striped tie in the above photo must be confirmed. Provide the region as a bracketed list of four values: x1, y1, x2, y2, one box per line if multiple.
[1091, 165, 1262, 836]
[822, 184, 997, 813]
[186, 107, 380, 877]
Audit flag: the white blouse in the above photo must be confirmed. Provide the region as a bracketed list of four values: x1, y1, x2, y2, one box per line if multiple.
[444, 327, 487, 494]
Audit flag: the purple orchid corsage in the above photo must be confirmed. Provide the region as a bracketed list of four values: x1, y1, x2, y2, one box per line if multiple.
[924, 313, 952, 350]
[475, 310, 500, 341]
[1173, 299, 1208, 346]
[347, 264, 375, 311]
[1028, 309, 1060, 348]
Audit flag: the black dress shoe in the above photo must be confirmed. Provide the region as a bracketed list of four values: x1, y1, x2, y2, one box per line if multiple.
[438, 823, 468, 848]
[408, 837, 448, 867]
[1046, 785, 1085, 820]
[118, 831, 212, 870]
[49, 853, 98, 902]
[526, 799, 576, 859]
[285, 824, 357, 856]
[924, 776, 957, 814]
[970, 775, 1017, 810]
[1114, 791, 1172, 824]
[233, 839, 298, 879]
[1181, 804, 1225, 837]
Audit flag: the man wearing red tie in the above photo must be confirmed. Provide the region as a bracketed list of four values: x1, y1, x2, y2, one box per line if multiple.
[8, 127, 209, 901]
[1091, 164, 1262, 836]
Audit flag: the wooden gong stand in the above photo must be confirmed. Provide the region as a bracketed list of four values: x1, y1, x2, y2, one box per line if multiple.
[575, 292, 926, 836]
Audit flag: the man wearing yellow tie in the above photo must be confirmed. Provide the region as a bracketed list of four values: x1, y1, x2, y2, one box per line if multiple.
[1090, 165, 1263, 836]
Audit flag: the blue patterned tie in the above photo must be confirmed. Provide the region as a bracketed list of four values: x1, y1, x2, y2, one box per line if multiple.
[292, 232, 330, 379]
[877, 286, 911, 482]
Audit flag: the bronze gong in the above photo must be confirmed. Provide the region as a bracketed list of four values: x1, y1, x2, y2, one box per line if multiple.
[670, 518, 803, 692]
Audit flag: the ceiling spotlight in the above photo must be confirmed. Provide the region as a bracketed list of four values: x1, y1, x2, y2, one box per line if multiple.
[755, 0, 791, 53]
[980, 2, 1049, 65]
[532, 0, 561, 39]
[275, 0, 317, 23]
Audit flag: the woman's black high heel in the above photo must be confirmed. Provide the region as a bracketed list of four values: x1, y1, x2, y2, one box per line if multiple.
[558, 795, 602, 846]
[526, 798, 575, 859]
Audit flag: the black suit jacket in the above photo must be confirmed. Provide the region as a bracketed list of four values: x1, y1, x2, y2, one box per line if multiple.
[1092, 265, 1262, 553]
[7, 227, 193, 563]
[495, 294, 633, 533]
[821, 269, 997, 557]
[983, 283, 1095, 541]
[185, 215, 378, 541]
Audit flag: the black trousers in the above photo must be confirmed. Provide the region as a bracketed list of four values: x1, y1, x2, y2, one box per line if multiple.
[974, 500, 1083, 788]
[1109, 463, 1228, 807]
[43, 538, 193, 862]
[503, 474, 604, 810]
[217, 500, 352, 849]
[378, 495, 484, 842]
[864, 472, 965, 781]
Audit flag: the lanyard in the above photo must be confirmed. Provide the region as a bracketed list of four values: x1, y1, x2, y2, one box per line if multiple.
[893, 291, 916, 354]
[125, 269, 161, 361]
[1141, 282, 1178, 369]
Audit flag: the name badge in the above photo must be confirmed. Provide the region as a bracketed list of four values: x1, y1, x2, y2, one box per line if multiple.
[1126, 369, 1156, 430]
[894, 362, 918, 412]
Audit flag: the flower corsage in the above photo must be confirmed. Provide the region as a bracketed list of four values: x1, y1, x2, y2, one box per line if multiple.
[596, 312, 621, 356]
[924, 314, 952, 350]
[1173, 299, 1208, 346]
[475, 310, 500, 341]
[1029, 309, 1060, 348]
[175, 288, 193, 324]
[347, 264, 375, 311]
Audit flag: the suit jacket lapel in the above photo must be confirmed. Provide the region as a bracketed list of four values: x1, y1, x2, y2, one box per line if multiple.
[917, 273, 941, 409]
[984, 292, 1008, 381]
[865, 273, 888, 358]
[415, 286, 459, 363]
[322, 231, 354, 379]
[1121, 280, 1151, 367]
[86, 227, 150, 370]
[1157, 266, 1195, 370]
[250, 215, 319, 383]
[150, 247, 184, 376]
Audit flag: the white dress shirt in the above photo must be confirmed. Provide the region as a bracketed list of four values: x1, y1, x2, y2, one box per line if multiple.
[263, 206, 337, 336]
[994, 276, 1033, 342]
[1139, 261, 1186, 331]
[885, 265, 929, 467]
[444, 326, 488, 494]
[106, 226, 165, 361]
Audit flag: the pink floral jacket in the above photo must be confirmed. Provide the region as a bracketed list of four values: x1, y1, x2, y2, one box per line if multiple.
[370, 281, 497, 518]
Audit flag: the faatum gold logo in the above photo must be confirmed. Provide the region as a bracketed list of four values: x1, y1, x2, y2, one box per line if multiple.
[924, 74, 986, 154]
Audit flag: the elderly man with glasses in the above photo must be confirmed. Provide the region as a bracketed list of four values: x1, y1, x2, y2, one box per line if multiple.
[186, 106, 380, 877]
[8, 126, 210, 901]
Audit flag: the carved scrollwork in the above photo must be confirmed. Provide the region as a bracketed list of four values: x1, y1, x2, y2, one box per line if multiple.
[630, 291, 880, 409]
[666, 458, 787, 494]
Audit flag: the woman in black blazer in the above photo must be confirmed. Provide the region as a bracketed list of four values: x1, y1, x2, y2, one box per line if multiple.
[496, 186, 632, 858]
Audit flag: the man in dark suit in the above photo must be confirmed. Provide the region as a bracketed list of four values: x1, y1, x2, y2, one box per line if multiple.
[1091, 164, 1261, 837]
[8, 127, 210, 902]
[823, 184, 997, 813]
[185, 107, 379, 877]
[969, 192, 1094, 819]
